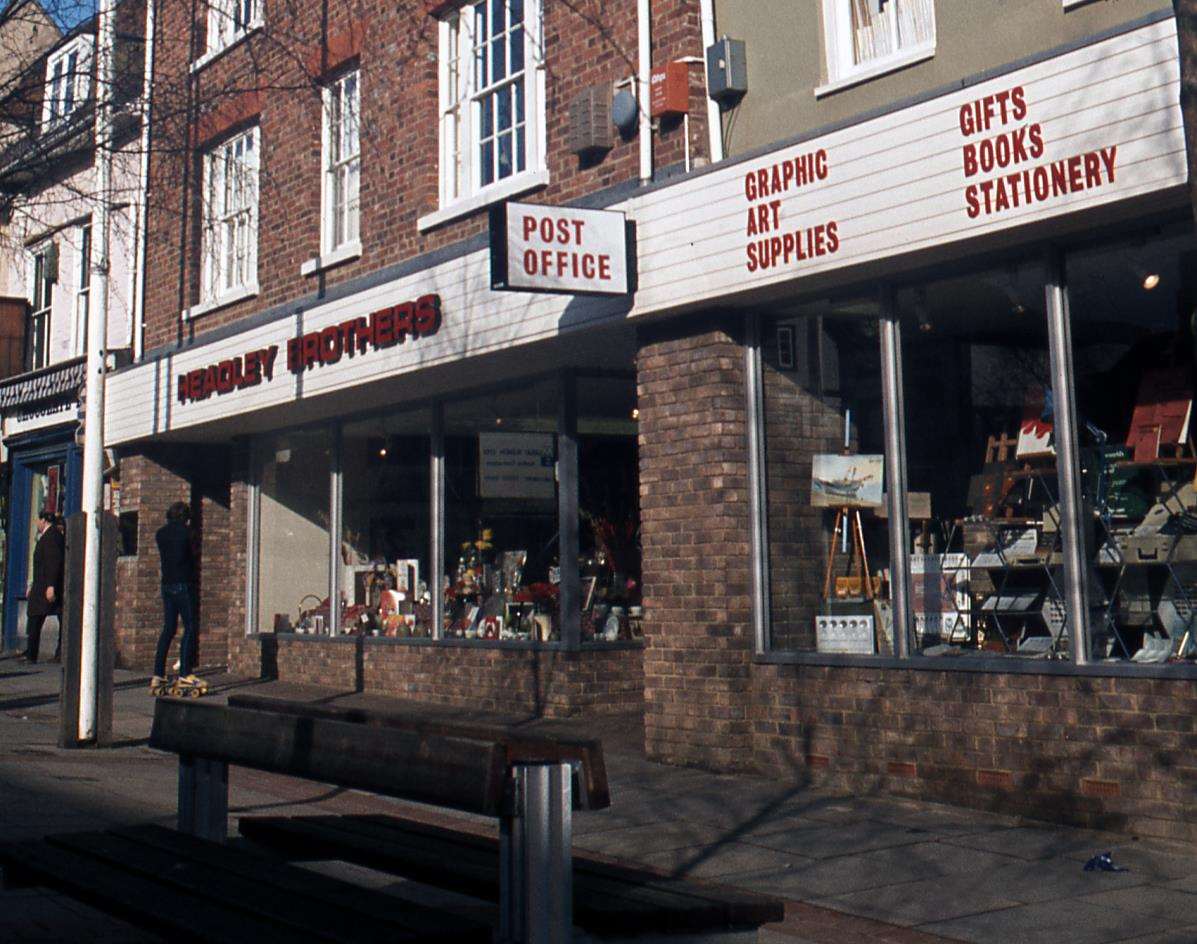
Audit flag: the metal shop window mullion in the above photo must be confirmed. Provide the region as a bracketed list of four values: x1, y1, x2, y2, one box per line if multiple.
[879, 287, 912, 659]
[329, 424, 344, 637]
[1044, 248, 1091, 665]
[558, 370, 581, 649]
[245, 439, 260, 637]
[431, 402, 446, 641]
[745, 312, 771, 655]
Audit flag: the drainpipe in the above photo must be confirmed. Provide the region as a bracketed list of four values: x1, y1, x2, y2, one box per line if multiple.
[130, 0, 155, 362]
[637, 0, 651, 183]
[80, 0, 116, 742]
[698, 0, 723, 163]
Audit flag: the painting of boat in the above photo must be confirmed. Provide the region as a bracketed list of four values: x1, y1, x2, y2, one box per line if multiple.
[811, 454, 884, 508]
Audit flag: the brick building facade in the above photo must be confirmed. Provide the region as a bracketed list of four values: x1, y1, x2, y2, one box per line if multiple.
[103, 0, 1197, 844]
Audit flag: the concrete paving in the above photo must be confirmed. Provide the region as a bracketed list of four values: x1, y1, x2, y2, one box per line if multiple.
[1, 655, 1196, 943]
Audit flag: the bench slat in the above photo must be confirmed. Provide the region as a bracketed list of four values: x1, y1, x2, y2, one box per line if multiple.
[150, 699, 508, 814]
[0, 839, 307, 944]
[112, 824, 490, 939]
[227, 693, 611, 810]
[240, 814, 784, 932]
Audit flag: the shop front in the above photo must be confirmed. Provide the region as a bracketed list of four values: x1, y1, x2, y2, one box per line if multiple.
[107, 11, 1195, 835]
[0, 358, 85, 651]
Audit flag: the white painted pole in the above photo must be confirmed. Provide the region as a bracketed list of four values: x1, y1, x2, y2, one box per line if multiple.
[130, 0, 156, 363]
[79, 0, 116, 742]
[698, 0, 724, 163]
[637, 0, 652, 183]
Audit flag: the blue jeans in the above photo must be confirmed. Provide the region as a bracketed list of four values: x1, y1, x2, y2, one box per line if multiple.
[155, 583, 197, 677]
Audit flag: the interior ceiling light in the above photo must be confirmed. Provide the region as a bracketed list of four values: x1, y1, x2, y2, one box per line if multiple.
[1142, 271, 1160, 291]
[631, 407, 640, 420]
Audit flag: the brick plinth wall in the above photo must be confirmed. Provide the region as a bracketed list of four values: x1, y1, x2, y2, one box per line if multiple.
[114, 447, 247, 672]
[239, 636, 643, 718]
[753, 663, 1197, 844]
[637, 319, 755, 772]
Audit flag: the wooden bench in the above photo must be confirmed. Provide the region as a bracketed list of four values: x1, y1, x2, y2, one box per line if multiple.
[227, 694, 785, 941]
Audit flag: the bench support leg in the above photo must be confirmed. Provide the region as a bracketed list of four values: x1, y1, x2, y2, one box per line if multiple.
[178, 755, 228, 842]
[500, 763, 572, 944]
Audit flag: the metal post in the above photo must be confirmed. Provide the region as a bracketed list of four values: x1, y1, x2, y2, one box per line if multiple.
[1044, 249, 1090, 664]
[879, 291, 912, 659]
[558, 373, 580, 648]
[430, 403, 445, 640]
[744, 313, 771, 654]
[78, 0, 117, 741]
[328, 425, 342, 636]
[500, 763, 572, 944]
[177, 755, 229, 842]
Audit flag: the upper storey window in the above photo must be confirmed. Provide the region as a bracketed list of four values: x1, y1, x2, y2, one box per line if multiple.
[819, 0, 935, 96]
[42, 36, 93, 131]
[201, 127, 259, 305]
[426, 0, 546, 228]
[322, 69, 360, 255]
[207, 0, 260, 56]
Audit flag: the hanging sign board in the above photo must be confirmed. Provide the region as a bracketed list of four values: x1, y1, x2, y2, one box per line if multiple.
[478, 432, 556, 499]
[490, 201, 633, 296]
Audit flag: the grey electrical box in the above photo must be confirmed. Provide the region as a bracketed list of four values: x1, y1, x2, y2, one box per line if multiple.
[706, 36, 747, 106]
[567, 83, 613, 156]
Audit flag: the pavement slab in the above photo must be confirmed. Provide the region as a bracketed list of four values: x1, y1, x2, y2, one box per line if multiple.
[3, 661, 1197, 944]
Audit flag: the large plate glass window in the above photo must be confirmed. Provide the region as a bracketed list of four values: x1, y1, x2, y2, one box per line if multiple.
[895, 259, 1071, 659]
[338, 412, 433, 638]
[444, 378, 560, 641]
[437, 0, 542, 206]
[577, 374, 640, 644]
[761, 299, 892, 655]
[323, 69, 360, 254]
[1066, 223, 1197, 665]
[201, 127, 258, 304]
[254, 429, 332, 634]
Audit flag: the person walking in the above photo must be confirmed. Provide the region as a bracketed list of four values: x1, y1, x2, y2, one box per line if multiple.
[22, 508, 65, 663]
[151, 502, 206, 696]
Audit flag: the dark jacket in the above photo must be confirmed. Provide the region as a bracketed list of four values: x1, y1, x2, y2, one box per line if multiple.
[27, 525, 65, 618]
[156, 520, 195, 586]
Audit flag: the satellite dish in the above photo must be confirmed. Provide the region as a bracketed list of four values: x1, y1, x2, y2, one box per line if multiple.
[612, 88, 638, 135]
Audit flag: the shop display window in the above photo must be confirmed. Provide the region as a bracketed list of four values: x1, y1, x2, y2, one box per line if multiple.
[761, 301, 892, 654]
[1067, 225, 1197, 663]
[444, 378, 561, 642]
[339, 413, 432, 638]
[897, 259, 1070, 659]
[254, 428, 332, 634]
[578, 375, 641, 643]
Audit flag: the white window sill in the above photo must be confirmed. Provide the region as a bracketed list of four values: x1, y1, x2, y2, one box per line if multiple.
[1062, 0, 1093, 8]
[300, 240, 362, 276]
[815, 42, 935, 98]
[190, 22, 264, 74]
[417, 168, 550, 233]
[183, 282, 259, 321]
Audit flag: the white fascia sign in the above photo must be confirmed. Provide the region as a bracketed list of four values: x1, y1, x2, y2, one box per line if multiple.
[490, 200, 633, 296]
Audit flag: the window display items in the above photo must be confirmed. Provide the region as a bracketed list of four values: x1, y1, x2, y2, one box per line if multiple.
[579, 512, 641, 642]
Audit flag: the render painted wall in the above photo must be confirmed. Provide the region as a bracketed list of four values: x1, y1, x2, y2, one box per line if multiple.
[712, 0, 1173, 157]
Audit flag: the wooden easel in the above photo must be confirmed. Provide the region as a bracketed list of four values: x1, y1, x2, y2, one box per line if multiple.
[822, 506, 874, 602]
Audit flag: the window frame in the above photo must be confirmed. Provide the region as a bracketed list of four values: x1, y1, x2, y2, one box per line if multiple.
[422, 0, 548, 231]
[205, 0, 261, 57]
[72, 223, 91, 358]
[320, 68, 362, 259]
[817, 0, 936, 98]
[199, 126, 260, 310]
[27, 244, 54, 371]
[41, 35, 94, 132]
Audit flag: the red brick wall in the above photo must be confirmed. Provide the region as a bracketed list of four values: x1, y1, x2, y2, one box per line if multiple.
[752, 663, 1197, 845]
[637, 319, 755, 772]
[245, 635, 644, 717]
[142, 0, 708, 351]
[113, 447, 247, 671]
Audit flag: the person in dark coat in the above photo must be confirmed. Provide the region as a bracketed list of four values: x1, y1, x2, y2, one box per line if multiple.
[23, 508, 65, 663]
[152, 502, 203, 693]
